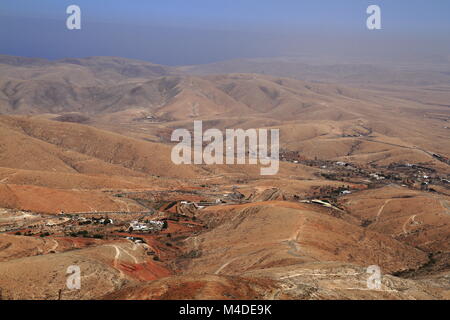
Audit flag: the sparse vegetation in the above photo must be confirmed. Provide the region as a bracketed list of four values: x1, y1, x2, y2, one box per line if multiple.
[0, 54, 448, 301]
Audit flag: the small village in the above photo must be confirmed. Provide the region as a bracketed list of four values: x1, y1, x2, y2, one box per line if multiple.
[280, 151, 450, 194]
[0, 149, 448, 270]
[0, 188, 249, 251]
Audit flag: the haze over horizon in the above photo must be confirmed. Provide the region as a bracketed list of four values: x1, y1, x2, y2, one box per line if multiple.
[1, 0, 450, 65]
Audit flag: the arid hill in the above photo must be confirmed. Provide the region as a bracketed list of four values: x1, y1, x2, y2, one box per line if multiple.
[0, 55, 448, 300]
[181, 56, 450, 87]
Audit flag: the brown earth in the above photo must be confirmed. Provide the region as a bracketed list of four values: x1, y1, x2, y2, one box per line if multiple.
[0, 55, 448, 300]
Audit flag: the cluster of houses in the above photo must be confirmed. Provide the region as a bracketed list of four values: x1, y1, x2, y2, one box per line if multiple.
[125, 236, 146, 244]
[129, 220, 165, 232]
[180, 198, 229, 210]
[75, 217, 114, 226]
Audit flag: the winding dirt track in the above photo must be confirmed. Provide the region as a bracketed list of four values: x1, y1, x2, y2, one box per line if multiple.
[106, 245, 125, 278]
[214, 257, 241, 275]
[402, 215, 418, 235]
[374, 199, 392, 224]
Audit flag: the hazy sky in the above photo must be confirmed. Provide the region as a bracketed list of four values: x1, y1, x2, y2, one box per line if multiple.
[1, 0, 449, 65]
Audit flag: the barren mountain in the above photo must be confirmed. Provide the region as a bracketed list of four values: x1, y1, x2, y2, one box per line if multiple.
[0, 55, 448, 300]
[181, 56, 450, 87]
